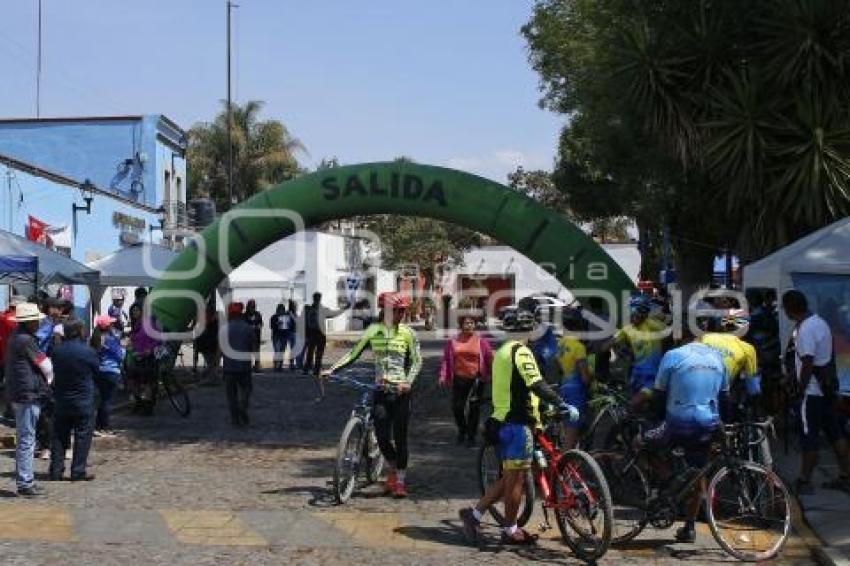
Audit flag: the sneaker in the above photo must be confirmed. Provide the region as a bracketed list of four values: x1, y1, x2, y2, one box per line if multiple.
[17, 485, 46, 497]
[458, 508, 482, 544]
[38, 449, 51, 460]
[393, 482, 408, 499]
[675, 524, 696, 543]
[501, 528, 539, 546]
[795, 478, 815, 496]
[383, 471, 398, 495]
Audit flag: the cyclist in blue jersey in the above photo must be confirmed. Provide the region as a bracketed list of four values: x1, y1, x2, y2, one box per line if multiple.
[637, 327, 731, 543]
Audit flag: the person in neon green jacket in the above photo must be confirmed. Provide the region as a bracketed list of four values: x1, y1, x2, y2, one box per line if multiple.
[324, 292, 421, 498]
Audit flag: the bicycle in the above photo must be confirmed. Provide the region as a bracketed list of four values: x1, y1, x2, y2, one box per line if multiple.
[580, 382, 630, 451]
[328, 368, 386, 504]
[150, 342, 191, 417]
[594, 421, 792, 561]
[479, 407, 614, 561]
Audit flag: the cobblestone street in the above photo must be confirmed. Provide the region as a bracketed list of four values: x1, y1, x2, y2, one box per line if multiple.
[0, 345, 820, 565]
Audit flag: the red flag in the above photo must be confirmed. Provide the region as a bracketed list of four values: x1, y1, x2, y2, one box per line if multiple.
[26, 215, 53, 248]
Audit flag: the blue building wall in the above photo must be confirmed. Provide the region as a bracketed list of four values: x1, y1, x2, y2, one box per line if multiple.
[0, 115, 186, 209]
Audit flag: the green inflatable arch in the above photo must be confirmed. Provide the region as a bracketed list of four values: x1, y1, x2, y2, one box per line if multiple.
[151, 162, 635, 331]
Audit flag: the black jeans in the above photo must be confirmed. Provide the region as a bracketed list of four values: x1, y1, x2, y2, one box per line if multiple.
[49, 407, 93, 479]
[452, 378, 483, 441]
[225, 371, 253, 425]
[373, 390, 412, 470]
[94, 372, 119, 430]
[36, 397, 54, 451]
[303, 331, 327, 375]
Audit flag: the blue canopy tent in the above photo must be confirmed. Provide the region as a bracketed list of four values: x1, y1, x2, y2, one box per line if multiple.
[0, 255, 39, 288]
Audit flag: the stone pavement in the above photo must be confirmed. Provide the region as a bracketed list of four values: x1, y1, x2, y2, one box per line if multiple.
[774, 440, 850, 566]
[0, 344, 826, 564]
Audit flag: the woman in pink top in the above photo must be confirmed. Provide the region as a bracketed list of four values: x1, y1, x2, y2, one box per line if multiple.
[439, 316, 494, 447]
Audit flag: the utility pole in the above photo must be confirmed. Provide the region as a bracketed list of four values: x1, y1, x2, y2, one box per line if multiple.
[226, 1, 238, 209]
[36, 0, 42, 117]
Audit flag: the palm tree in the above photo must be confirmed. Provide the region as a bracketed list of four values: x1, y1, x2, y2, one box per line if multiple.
[609, 0, 850, 259]
[187, 100, 306, 211]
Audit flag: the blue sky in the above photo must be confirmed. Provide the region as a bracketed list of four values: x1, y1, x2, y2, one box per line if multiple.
[0, 1, 562, 182]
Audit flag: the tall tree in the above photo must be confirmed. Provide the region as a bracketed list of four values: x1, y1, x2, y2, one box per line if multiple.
[187, 100, 306, 211]
[523, 0, 850, 293]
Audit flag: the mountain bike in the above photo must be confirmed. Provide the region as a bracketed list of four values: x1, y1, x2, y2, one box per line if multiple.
[594, 422, 791, 561]
[152, 342, 191, 417]
[580, 382, 630, 451]
[479, 407, 614, 561]
[328, 368, 385, 504]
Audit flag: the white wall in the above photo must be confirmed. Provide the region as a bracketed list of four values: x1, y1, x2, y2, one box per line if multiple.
[453, 243, 641, 301]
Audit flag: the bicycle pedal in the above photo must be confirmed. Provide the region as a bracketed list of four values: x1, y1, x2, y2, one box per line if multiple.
[537, 523, 551, 532]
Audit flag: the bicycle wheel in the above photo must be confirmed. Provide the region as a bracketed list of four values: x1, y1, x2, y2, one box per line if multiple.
[163, 375, 191, 417]
[364, 424, 384, 484]
[593, 451, 648, 544]
[706, 461, 791, 562]
[477, 442, 534, 527]
[334, 417, 365, 504]
[553, 449, 613, 561]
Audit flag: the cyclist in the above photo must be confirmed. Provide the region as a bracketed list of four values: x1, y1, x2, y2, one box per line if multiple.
[698, 312, 761, 420]
[604, 295, 668, 412]
[323, 292, 421, 498]
[556, 311, 593, 449]
[459, 338, 578, 546]
[636, 326, 730, 544]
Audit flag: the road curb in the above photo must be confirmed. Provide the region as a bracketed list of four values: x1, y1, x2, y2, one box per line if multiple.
[789, 489, 848, 566]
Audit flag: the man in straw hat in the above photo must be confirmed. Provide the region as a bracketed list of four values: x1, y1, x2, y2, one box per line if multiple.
[5, 302, 54, 497]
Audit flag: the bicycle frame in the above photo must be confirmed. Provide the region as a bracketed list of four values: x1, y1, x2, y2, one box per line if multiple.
[533, 427, 598, 513]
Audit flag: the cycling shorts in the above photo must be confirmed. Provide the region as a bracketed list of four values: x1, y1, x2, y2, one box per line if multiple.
[800, 395, 844, 452]
[498, 423, 533, 470]
[644, 422, 714, 468]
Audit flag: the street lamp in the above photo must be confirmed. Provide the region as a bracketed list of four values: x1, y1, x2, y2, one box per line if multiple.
[149, 205, 167, 242]
[71, 178, 95, 241]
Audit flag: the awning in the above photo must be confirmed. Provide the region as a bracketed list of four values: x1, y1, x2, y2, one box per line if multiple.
[86, 242, 178, 287]
[0, 229, 98, 285]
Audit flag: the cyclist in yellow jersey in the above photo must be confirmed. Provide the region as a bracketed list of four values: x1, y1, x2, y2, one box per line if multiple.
[556, 313, 593, 449]
[603, 296, 668, 411]
[698, 312, 761, 419]
[459, 339, 578, 546]
[323, 292, 421, 498]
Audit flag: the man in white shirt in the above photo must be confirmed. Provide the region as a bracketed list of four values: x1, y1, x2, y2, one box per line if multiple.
[783, 290, 850, 494]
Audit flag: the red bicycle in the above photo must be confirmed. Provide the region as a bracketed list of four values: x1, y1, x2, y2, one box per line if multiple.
[478, 408, 613, 561]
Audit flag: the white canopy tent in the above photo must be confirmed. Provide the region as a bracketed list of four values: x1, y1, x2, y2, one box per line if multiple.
[87, 243, 178, 314]
[743, 218, 850, 393]
[744, 217, 850, 291]
[87, 243, 179, 287]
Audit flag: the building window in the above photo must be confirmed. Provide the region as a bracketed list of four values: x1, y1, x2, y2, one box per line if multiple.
[176, 176, 183, 203]
[164, 170, 172, 202]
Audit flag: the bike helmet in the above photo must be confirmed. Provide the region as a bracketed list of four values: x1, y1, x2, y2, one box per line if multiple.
[629, 295, 652, 314]
[377, 292, 410, 310]
[721, 309, 750, 332]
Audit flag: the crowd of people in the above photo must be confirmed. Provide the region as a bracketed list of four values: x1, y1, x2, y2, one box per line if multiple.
[4, 281, 847, 556]
[1, 288, 162, 496]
